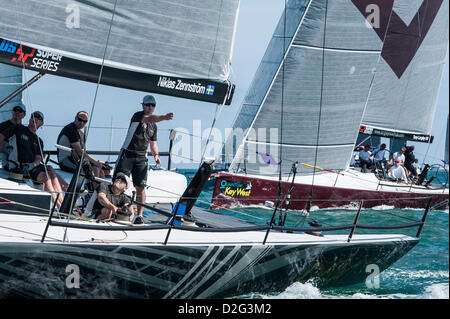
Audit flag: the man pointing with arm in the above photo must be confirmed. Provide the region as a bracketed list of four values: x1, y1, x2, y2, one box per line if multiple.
[114, 95, 173, 223]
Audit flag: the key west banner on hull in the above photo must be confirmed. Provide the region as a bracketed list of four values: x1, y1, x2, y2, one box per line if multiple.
[0, 0, 240, 105]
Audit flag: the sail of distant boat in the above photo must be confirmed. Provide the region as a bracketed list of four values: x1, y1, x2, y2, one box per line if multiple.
[358, 0, 449, 143]
[225, 0, 449, 177]
[0, 64, 22, 121]
[0, 0, 239, 105]
[226, 0, 386, 176]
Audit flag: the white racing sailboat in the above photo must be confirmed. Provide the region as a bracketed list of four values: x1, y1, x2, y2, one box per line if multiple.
[0, 0, 436, 298]
[213, 0, 449, 211]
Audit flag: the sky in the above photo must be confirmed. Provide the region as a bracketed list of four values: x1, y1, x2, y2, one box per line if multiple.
[3, 0, 449, 169]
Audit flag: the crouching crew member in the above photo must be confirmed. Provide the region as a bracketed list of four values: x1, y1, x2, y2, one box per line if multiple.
[92, 172, 134, 222]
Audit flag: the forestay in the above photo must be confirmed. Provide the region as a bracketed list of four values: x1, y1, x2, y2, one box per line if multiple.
[358, 0, 449, 143]
[227, 0, 383, 176]
[0, 0, 239, 104]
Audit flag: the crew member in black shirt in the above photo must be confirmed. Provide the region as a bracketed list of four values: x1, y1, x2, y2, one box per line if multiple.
[114, 95, 173, 221]
[93, 172, 134, 222]
[56, 111, 105, 179]
[0, 111, 67, 209]
[404, 145, 418, 178]
[0, 102, 26, 134]
[0, 103, 27, 168]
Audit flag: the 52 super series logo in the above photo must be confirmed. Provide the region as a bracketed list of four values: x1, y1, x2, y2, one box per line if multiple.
[0, 39, 61, 72]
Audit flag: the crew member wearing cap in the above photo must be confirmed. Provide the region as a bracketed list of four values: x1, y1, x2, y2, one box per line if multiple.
[0, 111, 67, 208]
[0, 102, 27, 134]
[92, 172, 134, 221]
[0, 103, 27, 167]
[388, 158, 408, 183]
[114, 95, 173, 223]
[56, 111, 105, 181]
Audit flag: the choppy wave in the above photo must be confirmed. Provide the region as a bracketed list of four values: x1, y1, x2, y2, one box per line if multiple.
[255, 281, 449, 299]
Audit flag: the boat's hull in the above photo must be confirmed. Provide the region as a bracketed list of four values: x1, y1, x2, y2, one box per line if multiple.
[0, 239, 417, 298]
[211, 172, 449, 210]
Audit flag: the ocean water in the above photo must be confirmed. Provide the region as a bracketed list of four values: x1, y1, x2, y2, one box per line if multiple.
[186, 170, 449, 300]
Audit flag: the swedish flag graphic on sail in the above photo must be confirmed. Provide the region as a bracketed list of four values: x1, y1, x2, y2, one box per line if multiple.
[205, 85, 215, 95]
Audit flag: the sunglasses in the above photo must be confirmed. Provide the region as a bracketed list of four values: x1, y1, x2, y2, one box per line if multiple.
[117, 177, 127, 184]
[77, 117, 88, 123]
[32, 114, 43, 121]
[13, 107, 24, 113]
[143, 103, 156, 107]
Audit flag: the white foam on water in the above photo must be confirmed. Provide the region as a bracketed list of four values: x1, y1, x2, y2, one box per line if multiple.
[263, 282, 323, 299]
[370, 205, 396, 211]
[258, 280, 449, 300]
[420, 283, 449, 299]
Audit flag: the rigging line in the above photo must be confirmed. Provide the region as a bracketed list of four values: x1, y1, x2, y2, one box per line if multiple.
[358, 4, 395, 147]
[307, 0, 329, 211]
[199, 84, 228, 167]
[396, 0, 425, 137]
[274, 0, 288, 223]
[65, 0, 119, 238]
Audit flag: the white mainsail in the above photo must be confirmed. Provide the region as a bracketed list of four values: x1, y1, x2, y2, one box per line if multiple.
[0, 64, 22, 122]
[227, 0, 383, 176]
[0, 0, 240, 104]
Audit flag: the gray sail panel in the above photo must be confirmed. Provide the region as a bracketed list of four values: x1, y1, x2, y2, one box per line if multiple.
[229, 0, 383, 176]
[360, 0, 449, 138]
[293, 0, 381, 51]
[248, 46, 380, 147]
[0, 64, 22, 122]
[0, 0, 239, 81]
[222, 0, 310, 163]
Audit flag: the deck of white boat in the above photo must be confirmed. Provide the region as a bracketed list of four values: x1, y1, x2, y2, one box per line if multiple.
[0, 166, 187, 204]
[0, 214, 416, 246]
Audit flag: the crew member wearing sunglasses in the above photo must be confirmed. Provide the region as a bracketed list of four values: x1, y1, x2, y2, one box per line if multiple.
[114, 95, 174, 224]
[0, 111, 67, 209]
[0, 102, 27, 135]
[56, 111, 105, 182]
[0, 103, 27, 167]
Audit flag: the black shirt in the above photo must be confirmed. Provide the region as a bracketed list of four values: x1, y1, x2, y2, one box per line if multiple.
[57, 122, 85, 163]
[123, 111, 157, 153]
[0, 120, 16, 135]
[1, 124, 43, 163]
[93, 182, 131, 211]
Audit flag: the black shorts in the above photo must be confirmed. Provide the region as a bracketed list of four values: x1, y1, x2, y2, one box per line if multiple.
[28, 164, 47, 182]
[114, 149, 148, 187]
[59, 157, 78, 173]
